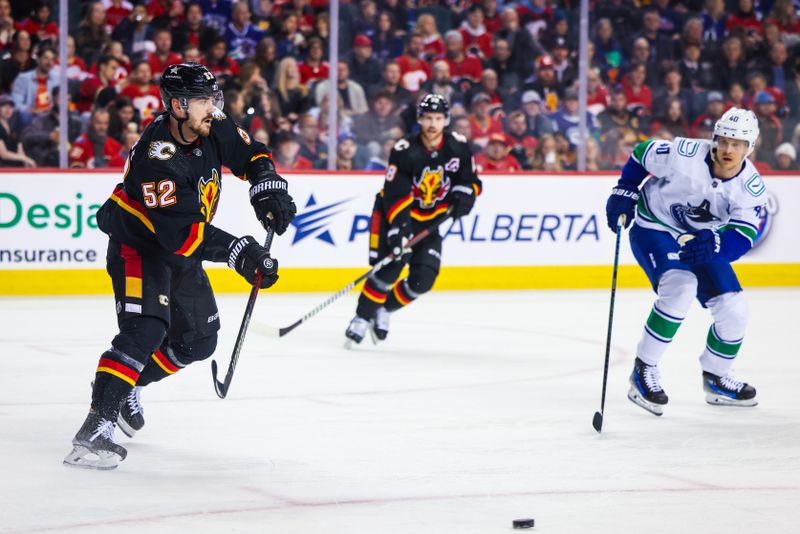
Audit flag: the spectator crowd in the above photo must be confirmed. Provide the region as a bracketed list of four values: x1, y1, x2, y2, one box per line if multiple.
[1, 0, 800, 172]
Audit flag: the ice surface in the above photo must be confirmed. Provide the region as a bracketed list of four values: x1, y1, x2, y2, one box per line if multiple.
[1, 289, 798, 533]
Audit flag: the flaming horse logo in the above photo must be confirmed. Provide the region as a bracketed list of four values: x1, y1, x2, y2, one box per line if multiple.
[198, 168, 221, 222]
[412, 166, 450, 208]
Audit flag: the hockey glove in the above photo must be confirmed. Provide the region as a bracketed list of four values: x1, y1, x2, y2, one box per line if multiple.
[228, 235, 279, 288]
[247, 157, 297, 235]
[449, 184, 476, 219]
[605, 184, 639, 232]
[387, 224, 412, 262]
[678, 229, 720, 265]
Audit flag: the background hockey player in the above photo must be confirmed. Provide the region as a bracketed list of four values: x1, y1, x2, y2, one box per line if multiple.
[605, 107, 765, 416]
[345, 93, 482, 345]
[64, 63, 296, 469]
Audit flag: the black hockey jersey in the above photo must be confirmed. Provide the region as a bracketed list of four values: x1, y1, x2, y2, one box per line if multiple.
[97, 110, 271, 262]
[382, 131, 482, 227]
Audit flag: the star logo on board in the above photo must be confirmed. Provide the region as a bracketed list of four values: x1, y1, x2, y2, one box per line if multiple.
[290, 194, 354, 245]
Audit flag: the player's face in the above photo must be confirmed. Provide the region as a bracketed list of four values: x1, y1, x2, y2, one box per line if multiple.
[186, 97, 217, 137]
[715, 136, 749, 169]
[418, 112, 447, 140]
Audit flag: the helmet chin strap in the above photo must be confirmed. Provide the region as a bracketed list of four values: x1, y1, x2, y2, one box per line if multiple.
[175, 117, 193, 144]
[170, 98, 194, 145]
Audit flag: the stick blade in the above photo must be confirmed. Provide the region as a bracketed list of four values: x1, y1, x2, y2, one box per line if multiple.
[592, 411, 603, 433]
[250, 322, 282, 338]
[211, 360, 228, 399]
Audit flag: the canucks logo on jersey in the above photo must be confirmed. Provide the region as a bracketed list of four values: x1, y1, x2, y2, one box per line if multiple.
[670, 199, 721, 231]
[412, 166, 450, 208]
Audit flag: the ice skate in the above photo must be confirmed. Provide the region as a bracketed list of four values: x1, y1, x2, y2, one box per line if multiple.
[345, 316, 370, 348]
[63, 412, 127, 470]
[118, 386, 144, 438]
[627, 358, 669, 416]
[703, 371, 757, 407]
[371, 307, 391, 342]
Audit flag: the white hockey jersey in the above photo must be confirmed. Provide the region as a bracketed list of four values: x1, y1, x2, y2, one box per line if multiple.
[631, 137, 767, 246]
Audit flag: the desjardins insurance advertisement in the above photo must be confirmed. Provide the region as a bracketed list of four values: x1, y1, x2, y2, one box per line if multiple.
[0, 172, 797, 282]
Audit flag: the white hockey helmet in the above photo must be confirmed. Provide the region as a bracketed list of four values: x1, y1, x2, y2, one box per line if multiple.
[712, 107, 759, 156]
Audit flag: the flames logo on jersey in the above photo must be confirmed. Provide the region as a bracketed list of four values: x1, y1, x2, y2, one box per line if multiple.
[237, 126, 252, 145]
[671, 199, 721, 231]
[148, 140, 176, 160]
[198, 169, 221, 222]
[412, 166, 450, 208]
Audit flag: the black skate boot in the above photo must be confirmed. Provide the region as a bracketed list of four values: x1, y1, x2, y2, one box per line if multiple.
[627, 358, 669, 416]
[371, 307, 391, 342]
[118, 386, 144, 438]
[345, 315, 370, 347]
[703, 372, 758, 407]
[63, 411, 127, 470]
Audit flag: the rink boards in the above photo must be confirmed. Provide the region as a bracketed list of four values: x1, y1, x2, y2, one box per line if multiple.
[0, 170, 798, 295]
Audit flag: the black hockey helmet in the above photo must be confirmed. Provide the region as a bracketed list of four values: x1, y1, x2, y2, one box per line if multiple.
[417, 93, 450, 122]
[160, 63, 223, 115]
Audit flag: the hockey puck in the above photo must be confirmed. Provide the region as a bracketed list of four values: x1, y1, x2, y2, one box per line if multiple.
[512, 518, 534, 529]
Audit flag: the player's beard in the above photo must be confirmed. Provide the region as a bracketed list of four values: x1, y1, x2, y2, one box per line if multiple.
[421, 127, 443, 147]
[187, 114, 214, 137]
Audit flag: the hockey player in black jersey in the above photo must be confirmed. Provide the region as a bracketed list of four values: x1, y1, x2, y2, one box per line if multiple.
[345, 94, 482, 345]
[64, 64, 296, 470]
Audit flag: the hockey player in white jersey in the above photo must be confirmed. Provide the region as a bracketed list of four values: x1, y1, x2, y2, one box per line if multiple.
[605, 107, 765, 416]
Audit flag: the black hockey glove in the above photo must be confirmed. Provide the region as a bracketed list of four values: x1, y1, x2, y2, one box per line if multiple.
[678, 229, 720, 265]
[387, 223, 412, 262]
[605, 184, 639, 232]
[227, 235, 279, 288]
[247, 156, 297, 235]
[449, 184, 476, 219]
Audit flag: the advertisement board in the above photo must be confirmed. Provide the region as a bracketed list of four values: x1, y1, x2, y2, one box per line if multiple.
[1, 171, 798, 294]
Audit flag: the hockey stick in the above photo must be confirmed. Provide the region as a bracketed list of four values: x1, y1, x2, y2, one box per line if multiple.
[592, 214, 626, 433]
[211, 224, 276, 399]
[253, 208, 454, 338]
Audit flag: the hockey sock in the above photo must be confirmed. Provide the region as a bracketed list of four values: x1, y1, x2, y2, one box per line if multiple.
[637, 304, 684, 363]
[699, 292, 747, 377]
[636, 270, 696, 366]
[136, 345, 185, 387]
[385, 279, 418, 312]
[91, 316, 165, 420]
[92, 348, 144, 421]
[385, 265, 436, 312]
[356, 276, 393, 319]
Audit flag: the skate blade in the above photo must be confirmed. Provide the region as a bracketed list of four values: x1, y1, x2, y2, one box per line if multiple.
[368, 329, 384, 345]
[117, 415, 137, 438]
[344, 329, 367, 349]
[63, 445, 122, 470]
[627, 389, 664, 416]
[705, 393, 758, 407]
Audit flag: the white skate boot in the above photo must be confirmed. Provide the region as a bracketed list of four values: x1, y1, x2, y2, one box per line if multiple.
[345, 316, 370, 348]
[371, 307, 391, 342]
